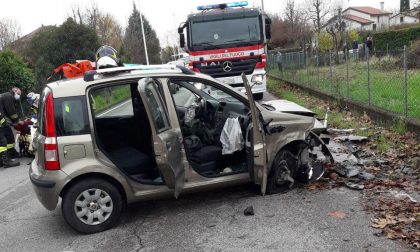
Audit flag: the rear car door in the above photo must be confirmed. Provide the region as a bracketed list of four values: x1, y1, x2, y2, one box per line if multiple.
[138, 78, 184, 198]
[242, 73, 268, 195]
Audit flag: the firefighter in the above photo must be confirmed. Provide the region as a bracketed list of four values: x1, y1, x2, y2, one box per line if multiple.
[0, 87, 22, 167]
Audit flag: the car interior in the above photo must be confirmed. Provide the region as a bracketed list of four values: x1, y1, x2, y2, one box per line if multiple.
[169, 79, 251, 177]
[90, 82, 163, 184]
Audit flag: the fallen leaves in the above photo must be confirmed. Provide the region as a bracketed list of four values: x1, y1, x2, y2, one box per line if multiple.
[371, 215, 397, 229]
[328, 211, 346, 219]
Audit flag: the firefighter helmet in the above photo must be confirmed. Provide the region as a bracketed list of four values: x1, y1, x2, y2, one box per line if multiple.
[95, 45, 122, 69]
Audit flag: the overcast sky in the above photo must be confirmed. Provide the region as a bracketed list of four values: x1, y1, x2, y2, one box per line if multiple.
[1, 0, 401, 46]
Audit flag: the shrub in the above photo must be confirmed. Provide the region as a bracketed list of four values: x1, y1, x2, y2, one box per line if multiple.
[374, 27, 420, 51]
[406, 40, 420, 69]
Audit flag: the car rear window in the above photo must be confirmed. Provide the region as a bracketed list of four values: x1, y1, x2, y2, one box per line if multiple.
[54, 96, 90, 136]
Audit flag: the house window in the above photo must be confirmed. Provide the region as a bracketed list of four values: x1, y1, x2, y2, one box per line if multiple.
[373, 24, 377, 31]
[377, 16, 380, 23]
[400, 16, 404, 23]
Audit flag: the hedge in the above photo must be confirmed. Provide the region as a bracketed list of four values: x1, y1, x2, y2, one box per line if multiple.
[373, 27, 420, 51]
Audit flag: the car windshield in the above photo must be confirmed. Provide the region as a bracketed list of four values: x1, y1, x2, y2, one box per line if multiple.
[200, 85, 240, 103]
[190, 16, 261, 50]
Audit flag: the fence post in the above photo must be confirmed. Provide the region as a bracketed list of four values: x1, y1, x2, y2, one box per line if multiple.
[367, 47, 371, 106]
[316, 49, 320, 90]
[404, 45, 408, 117]
[329, 49, 333, 94]
[306, 48, 310, 87]
[346, 47, 349, 98]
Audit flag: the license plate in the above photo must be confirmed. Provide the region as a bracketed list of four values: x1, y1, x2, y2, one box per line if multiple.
[222, 78, 235, 84]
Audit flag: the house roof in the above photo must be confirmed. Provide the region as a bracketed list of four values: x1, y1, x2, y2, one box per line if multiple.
[344, 6, 392, 16]
[343, 14, 374, 24]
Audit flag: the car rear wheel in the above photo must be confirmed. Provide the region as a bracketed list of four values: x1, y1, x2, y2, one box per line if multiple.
[61, 178, 124, 234]
[267, 150, 297, 194]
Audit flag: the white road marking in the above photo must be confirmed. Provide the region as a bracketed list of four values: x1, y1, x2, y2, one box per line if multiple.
[97, 99, 132, 117]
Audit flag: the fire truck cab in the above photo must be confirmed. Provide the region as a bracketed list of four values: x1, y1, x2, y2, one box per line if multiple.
[178, 1, 271, 100]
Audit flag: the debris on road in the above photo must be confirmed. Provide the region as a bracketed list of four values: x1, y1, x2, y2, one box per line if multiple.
[358, 171, 375, 181]
[345, 181, 364, 190]
[334, 135, 369, 143]
[243, 206, 255, 216]
[306, 123, 419, 248]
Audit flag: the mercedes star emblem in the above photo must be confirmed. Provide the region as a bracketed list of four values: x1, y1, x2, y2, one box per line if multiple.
[223, 61, 233, 72]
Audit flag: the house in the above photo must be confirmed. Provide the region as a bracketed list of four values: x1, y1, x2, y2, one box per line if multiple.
[390, 6, 420, 25]
[390, 13, 419, 25]
[324, 6, 392, 31]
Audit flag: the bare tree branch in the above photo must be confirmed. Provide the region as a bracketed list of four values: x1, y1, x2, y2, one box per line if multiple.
[0, 18, 21, 50]
[307, 0, 330, 33]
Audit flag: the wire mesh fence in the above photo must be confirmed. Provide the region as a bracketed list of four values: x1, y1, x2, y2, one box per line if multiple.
[267, 46, 420, 119]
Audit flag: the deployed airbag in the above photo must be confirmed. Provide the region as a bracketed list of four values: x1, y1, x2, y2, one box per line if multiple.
[220, 117, 244, 155]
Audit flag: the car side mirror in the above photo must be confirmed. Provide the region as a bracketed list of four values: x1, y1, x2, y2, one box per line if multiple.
[265, 18, 271, 40]
[179, 33, 185, 48]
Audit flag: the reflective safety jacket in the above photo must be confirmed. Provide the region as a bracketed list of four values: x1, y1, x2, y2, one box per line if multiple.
[0, 91, 19, 126]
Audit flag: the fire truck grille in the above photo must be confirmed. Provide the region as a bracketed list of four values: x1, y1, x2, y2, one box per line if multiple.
[194, 57, 259, 78]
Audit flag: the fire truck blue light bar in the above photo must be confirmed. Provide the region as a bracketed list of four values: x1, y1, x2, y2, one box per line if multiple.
[197, 1, 248, 10]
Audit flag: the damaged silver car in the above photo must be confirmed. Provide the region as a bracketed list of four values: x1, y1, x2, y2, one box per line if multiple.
[29, 65, 333, 233]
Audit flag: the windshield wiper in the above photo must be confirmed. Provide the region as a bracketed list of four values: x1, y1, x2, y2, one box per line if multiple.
[193, 42, 221, 49]
[225, 39, 259, 45]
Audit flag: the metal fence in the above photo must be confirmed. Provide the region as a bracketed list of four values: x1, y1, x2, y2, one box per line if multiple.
[267, 47, 419, 119]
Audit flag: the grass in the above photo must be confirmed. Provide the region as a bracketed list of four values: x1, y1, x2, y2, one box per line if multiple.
[267, 78, 397, 152]
[93, 85, 131, 111]
[268, 60, 420, 118]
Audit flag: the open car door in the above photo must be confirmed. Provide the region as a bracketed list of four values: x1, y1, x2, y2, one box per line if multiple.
[138, 78, 184, 198]
[241, 73, 267, 195]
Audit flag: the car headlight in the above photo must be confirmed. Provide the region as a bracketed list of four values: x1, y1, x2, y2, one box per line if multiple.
[251, 74, 264, 85]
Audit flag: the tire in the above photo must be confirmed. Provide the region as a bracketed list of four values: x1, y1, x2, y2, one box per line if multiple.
[61, 178, 124, 234]
[253, 93, 263, 100]
[266, 150, 297, 194]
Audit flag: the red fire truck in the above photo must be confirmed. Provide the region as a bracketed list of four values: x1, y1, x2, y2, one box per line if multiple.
[178, 1, 271, 100]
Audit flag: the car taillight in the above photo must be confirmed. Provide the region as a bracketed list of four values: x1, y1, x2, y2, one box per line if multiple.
[255, 54, 266, 68]
[44, 92, 60, 170]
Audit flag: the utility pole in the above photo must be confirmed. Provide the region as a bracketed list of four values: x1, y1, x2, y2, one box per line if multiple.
[138, 0, 149, 65]
[261, 0, 265, 14]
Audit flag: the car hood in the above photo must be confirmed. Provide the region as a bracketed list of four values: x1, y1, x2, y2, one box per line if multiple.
[261, 99, 326, 131]
[261, 99, 316, 116]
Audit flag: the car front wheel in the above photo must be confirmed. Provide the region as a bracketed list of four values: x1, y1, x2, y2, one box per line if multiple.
[266, 150, 297, 194]
[61, 178, 124, 234]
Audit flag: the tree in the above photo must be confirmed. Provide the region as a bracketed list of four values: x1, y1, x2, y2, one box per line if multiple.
[269, 14, 290, 48]
[25, 18, 99, 90]
[307, 0, 330, 33]
[400, 0, 410, 12]
[326, 8, 346, 62]
[161, 45, 177, 63]
[124, 4, 161, 64]
[0, 18, 21, 50]
[283, 0, 312, 48]
[69, 4, 123, 50]
[96, 14, 123, 50]
[317, 31, 333, 52]
[348, 30, 359, 42]
[0, 49, 33, 93]
[284, 0, 299, 38]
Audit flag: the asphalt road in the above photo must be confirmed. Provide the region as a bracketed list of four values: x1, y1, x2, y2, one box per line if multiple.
[0, 157, 407, 251]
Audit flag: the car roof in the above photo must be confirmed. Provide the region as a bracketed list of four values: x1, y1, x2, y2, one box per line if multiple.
[47, 66, 215, 98]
